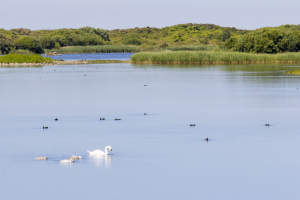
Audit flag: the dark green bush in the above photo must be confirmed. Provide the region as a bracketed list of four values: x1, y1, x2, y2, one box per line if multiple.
[122, 34, 142, 45]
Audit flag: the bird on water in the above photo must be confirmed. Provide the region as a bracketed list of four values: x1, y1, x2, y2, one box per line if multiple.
[87, 146, 113, 155]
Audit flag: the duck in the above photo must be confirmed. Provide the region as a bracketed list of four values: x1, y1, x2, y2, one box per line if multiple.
[87, 146, 112, 155]
[265, 123, 270, 126]
[144, 113, 147, 115]
[43, 126, 48, 129]
[205, 138, 209, 141]
[100, 118, 105, 120]
[35, 157, 48, 160]
[55, 118, 58, 121]
[144, 85, 148, 86]
[190, 124, 195, 126]
[115, 118, 121, 120]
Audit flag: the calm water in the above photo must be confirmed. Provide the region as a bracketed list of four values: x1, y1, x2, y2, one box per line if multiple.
[1, 62, 300, 200]
[42, 53, 134, 61]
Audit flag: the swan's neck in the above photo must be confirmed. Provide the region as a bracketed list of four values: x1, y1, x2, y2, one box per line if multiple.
[104, 146, 109, 154]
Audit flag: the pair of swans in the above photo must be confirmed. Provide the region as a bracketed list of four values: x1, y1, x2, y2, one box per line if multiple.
[87, 146, 112, 155]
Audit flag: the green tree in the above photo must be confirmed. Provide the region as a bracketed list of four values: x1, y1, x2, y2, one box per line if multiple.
[55, 42, 61, 49]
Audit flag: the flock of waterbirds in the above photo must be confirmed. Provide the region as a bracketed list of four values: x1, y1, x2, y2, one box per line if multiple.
[38, 111, 273, 162]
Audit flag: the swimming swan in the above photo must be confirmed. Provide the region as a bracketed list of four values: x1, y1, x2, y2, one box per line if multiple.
[60, 159, 74, 163]
[87, 146, 112, 155]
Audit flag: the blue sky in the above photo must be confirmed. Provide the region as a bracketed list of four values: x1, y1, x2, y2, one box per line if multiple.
[2, 0, 299, 30]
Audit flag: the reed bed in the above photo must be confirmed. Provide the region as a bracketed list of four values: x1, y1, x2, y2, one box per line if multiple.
[166, 45, 218, 51]
[87, 60, 130, 64]
[130, 51, 300, 64]
[0, 54, 53, 63]
[44, 45, 138, 54]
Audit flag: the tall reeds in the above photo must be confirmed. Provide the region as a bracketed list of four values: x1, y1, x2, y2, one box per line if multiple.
[44, 45, 138, 54]
[130, 51, 300, 64]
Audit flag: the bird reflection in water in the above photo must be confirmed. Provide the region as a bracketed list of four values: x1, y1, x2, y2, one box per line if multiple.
[89, 154, 112, 168]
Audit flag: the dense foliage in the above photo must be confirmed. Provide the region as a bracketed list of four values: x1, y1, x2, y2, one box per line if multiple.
[2, 24, 300, 54]
[108, 23, 247, 48]
[0, 54, 53, 63]
[0, 27, 110, 54]
[225, 25, 300, 53]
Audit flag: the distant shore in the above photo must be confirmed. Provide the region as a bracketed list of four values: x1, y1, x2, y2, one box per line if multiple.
[0, 60, 131, 66]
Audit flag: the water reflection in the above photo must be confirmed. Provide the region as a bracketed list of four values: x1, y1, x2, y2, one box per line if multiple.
[89, 154, 112, 168]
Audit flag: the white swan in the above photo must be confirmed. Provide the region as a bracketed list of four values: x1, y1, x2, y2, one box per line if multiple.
[87, 146, 112, 155]
[60, 159, 74, 163]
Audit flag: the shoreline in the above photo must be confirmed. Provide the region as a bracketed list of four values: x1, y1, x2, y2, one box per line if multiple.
[131, 61, 300, 64]
[2, 60, 300, 66]
[0, 60, 131, 66]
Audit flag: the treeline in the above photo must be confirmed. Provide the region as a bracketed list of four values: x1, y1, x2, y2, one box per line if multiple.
[224, 25, 300, 53]
[108, 23, 247, 48]
[2, 24, 300, 55]
[0, 27, 109, 54]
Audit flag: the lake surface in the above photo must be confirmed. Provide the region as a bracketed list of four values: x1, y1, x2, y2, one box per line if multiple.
[1, 62, 300, 200]
[42, 53, 134, 61]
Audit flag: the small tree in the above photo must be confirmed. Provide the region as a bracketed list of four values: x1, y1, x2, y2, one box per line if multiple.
[55, 42, 61, 49]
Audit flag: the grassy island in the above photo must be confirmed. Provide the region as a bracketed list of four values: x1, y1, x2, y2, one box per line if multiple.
[130, 51, 300, 64]
[0, 54, 53, 64]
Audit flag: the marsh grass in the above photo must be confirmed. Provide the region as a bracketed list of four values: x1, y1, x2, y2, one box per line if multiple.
[130, 51, 300, 64]
[44, 45, 138, 54]
[0, 54, 53, 63]
[86, 60, 130, 64]
[43, 45, 220, 54]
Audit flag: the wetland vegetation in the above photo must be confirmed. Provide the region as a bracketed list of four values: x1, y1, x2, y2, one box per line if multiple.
[2, 24, 300, 65]
[131, 51, 300, 64]
[0, 54, 53, 63]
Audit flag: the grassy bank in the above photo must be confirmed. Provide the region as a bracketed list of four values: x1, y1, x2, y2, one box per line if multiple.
[0, 54, 53, 63]
[44, 45, 138, 54]
[130, 51, 300, 64]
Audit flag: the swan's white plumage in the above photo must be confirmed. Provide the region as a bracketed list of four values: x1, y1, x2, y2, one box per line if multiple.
[87, 146, 112, 155]
[60, 159, 74, 163]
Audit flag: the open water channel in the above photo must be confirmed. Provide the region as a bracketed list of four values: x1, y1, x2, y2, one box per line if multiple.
[1, 53, 300, 200]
